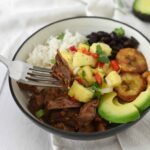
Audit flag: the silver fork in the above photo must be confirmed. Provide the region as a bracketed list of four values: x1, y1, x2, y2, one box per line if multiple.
[0, 55, 62, 87]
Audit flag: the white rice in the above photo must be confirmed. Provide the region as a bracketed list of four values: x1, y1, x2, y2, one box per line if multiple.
[27, 30, 87, 68]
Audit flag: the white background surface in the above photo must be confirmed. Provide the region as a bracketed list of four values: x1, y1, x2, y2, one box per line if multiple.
[0, 0, 150, 150]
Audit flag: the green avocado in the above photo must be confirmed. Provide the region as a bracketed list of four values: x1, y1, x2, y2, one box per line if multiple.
[98, 86, 150, 123]
[131, 86, 150, 112]
[98, 92, 140, 123]
[133, 0, 150, 22]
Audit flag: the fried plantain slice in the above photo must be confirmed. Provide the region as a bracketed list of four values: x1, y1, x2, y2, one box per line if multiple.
[115, 73, 146, 102]
[142, 71, 150, 85]
[116, 48, 147, 73]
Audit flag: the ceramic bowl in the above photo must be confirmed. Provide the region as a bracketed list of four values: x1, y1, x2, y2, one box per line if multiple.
[9, 16, 150, 140]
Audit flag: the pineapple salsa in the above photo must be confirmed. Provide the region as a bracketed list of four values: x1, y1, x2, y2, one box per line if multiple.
[67, 43, 121, 102]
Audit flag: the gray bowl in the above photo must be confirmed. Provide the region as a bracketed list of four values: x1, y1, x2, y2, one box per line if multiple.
[9, 16, 150, 140]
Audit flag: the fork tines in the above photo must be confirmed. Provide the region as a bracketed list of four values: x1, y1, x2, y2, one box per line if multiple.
[25, 66, 62, 87]
[30, 66, 53, 73]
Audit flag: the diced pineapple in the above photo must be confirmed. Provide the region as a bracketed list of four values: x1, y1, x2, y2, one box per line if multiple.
[73, 52, 97, 67]
[93, 68, 105, 79]
[101, 81, 110, 88]
[105, 71, 122, 87]
[78, 43, 90, 52]
[90, 42, 112, 56]
[60, 50, 73, 70]
[103, 63, 113, 75]
[68, 81, 94, 102]
[90, 43, 97, 53]
[78, 66, 95, 86]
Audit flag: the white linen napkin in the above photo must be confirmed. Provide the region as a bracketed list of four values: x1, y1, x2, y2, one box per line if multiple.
[0, 0, 150, 150]
[0, 63, 7, 92]
[83, 0, 115, 17]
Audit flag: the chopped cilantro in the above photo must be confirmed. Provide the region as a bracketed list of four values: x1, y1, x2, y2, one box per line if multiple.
[113, 27, 125, 37]
[96, 45, 103, 55]
[91, 83, 100, 91]
[96, 45, 110, 63]
[82, 70, 86, 78]
[95, 90, 102, 100]
[98, 55, 110, 63]
[91, 83, 102, 100]
[50, 58, 56, 64]
[35, 109, 45, 118]
[57, 32, 65, 40]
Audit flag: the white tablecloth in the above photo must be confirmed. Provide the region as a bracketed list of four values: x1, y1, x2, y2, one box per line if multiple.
[0, 0, 150, 150]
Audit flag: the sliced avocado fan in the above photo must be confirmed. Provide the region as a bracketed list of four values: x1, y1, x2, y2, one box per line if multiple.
[98, 86, 150, 123]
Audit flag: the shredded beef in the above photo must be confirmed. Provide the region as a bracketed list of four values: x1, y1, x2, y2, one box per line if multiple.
[78, 123, 95, 132]
[44, 109, 79, 131]
[43, 88, 68, 103]
[18, 82, 39, 94]
[41, 88, 81, 110]
[52, 50, 73, 86]
[28, 94, 44, 113]
[53, 122, 74, 132]
[46, 96, 81, 110]
[94, 115, 107, 131]
[78, 100, 99, 127]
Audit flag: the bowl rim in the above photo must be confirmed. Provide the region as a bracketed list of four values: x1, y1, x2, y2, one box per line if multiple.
[9, 16, 150, 140]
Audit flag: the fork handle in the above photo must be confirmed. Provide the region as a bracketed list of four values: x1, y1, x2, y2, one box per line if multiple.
[0, 55, 11, 68]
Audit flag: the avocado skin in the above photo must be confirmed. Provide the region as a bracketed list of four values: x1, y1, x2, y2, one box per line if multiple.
[133, 0, 150, 22]
[133, 9, 150, 22]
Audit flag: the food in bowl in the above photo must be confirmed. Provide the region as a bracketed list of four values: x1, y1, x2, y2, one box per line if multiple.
[18, 28, 150, 133]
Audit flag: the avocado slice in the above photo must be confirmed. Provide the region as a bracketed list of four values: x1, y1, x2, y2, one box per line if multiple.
[133, 0, 150, 22]
[131, 86, 150, 112]
[98, 86, 150, 123]
[98, 92, 140, 123]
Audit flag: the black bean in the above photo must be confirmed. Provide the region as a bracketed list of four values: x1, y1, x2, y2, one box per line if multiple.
[110, 32, 117, 39]
[120, 36, 128, 41]
[88, 37, 99, 44]
[130, 36, 139, 48]
[97, 31, 109, 37]
[109, 40, 117, 46]
[100, 37, 111, 43]
[113, 45, 122, 51]
[86, 30, 140, 59]
[117, 44, 123, 49]
[87, 32, 97, 38]
[111, 46, 119, 51]
[123, 40, 132, 47]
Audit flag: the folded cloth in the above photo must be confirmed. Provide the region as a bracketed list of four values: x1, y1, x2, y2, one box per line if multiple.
[49, 134, 121, 150]
[117, 113, 150, 150]
[0, 63, 7, 92]
[83, 0, 115, 17]
[0, 0, 150, 150]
